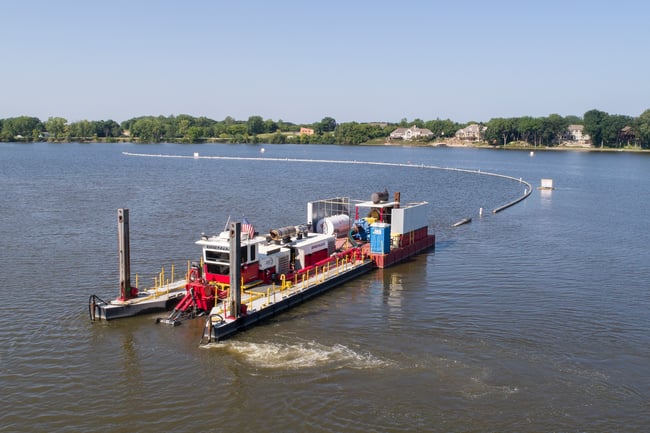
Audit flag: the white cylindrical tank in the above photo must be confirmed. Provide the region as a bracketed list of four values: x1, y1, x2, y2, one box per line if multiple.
[322, 214, 350, 237]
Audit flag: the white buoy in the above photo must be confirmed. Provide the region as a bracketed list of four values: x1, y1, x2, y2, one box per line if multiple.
[539, 178, 554, 190]
[479, 207, 483, 217]
[193, 152, 199, 159]
[260, 147, 265, 153]
[530, 151, 534, 156]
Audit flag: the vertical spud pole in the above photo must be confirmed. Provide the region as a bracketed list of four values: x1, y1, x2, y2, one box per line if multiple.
[118, 208, 132, 300]
[229, 222, 242, 318]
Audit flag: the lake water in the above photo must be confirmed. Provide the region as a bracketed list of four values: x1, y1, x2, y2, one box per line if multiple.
[1, 143, 649, 432]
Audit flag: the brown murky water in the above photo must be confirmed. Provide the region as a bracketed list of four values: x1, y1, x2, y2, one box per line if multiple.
[2, 143, 648, 432]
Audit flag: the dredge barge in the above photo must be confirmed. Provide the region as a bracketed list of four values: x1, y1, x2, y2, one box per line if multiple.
[197, 191, 435, 343]
[90, 191, 435, 344]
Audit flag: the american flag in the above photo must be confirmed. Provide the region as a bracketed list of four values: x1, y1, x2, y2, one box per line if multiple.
[241, 217, 255, 239]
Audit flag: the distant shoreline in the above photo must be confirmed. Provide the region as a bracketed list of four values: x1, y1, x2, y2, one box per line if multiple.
[375, 140, 649, 153]
[3, 138, 648, 152]
[434, 143, 649, 153]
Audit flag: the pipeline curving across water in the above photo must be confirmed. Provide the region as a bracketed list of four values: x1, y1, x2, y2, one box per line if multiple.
[121, 151, 532, 213]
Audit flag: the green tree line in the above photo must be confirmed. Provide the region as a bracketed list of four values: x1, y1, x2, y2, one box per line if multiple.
[2, 109, 650, 148]
[483, 110, 650, 148]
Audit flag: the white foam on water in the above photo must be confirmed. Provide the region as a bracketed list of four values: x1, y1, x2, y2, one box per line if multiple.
[207, 340, 391, 370]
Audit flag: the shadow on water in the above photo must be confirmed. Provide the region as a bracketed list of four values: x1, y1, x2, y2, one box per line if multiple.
[430, 239, 456, 252]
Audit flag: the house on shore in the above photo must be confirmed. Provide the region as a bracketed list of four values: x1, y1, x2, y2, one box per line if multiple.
[455, 124, 486, 141]
[389, 125, 433, 141]
[566, 124, 590, 145]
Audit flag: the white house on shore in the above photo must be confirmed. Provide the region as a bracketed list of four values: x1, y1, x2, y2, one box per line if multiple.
[455, 124, 486, 141]
[566, 124, 590, 145]
[389, 125, 434, 140]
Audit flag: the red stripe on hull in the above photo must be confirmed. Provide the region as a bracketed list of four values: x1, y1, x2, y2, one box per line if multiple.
[365, 233, 435, 269]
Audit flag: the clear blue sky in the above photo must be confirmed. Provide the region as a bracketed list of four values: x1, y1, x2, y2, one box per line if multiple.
[2, 0, 649, 124]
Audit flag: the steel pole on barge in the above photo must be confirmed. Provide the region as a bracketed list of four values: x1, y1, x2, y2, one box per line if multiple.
[117, 208, 133, 300]
[228, 222, 242, 318]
